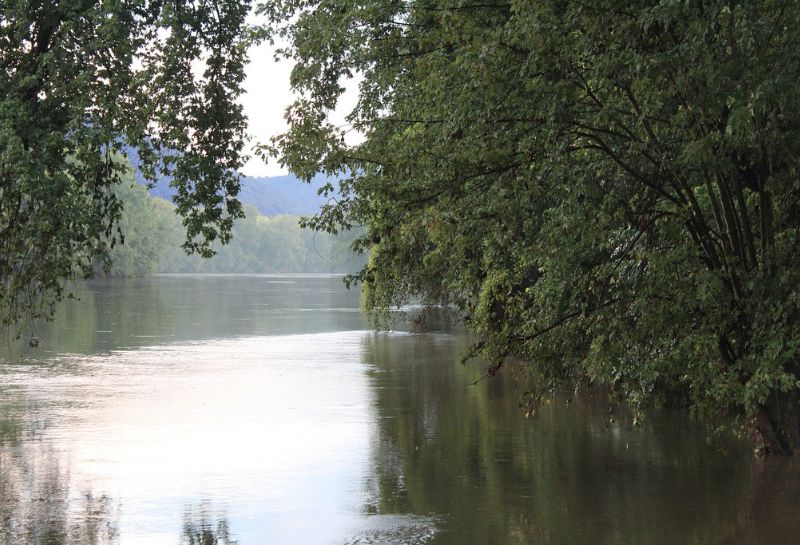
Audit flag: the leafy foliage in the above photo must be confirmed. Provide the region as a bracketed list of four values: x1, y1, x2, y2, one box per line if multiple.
[262, 0, 800, 452]
[105, 172, 178, 277]
[0, 0, 252, 330]
[105, 169, 365, 276]
[130, 160, 339, 217]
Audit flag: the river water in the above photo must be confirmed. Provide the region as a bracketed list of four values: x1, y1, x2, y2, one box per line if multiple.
[0, 275, 798, 544]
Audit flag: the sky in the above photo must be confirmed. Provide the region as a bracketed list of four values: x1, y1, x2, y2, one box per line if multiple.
[238, 39, 295, 177]
[239, 39, 361, 178]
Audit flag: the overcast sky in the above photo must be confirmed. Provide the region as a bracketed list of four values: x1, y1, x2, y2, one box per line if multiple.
[238, 40, 294, 177]
[239, 39, 360, 178]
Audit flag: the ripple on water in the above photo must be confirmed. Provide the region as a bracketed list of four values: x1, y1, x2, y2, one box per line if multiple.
[342, 515, 440, 545]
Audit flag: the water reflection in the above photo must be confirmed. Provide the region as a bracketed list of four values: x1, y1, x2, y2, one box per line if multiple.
[1, 276, 799, 544]
[361, 332, 800, 545]
[181, 504, 236, 545]
[0, 442, 119, 545]
[2, 275, 364, 360]
[0, 328, 387, 544]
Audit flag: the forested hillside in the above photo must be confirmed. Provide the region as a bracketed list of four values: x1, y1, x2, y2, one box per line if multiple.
[127, 147, 335, 217]
[107, 171, 365, 276]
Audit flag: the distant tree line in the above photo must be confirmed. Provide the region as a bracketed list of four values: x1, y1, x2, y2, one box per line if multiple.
[105, 170, 365, 276]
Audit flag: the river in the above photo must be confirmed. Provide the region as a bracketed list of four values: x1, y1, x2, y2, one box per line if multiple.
[1, 275, 798, 544]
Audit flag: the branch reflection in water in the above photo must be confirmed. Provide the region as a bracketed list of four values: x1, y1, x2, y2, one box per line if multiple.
[181, 503, 237, 545]
[0, 442, 119, 545]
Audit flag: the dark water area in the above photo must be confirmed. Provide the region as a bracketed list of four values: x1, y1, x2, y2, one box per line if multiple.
[0, 275, 798, 544]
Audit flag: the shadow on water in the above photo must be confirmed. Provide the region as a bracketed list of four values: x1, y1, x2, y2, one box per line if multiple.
[359, 332, 800, 545]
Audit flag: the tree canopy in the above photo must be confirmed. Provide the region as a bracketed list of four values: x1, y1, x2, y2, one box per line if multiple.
[0, 0, 252, 329]
[262, 0, 800, 453]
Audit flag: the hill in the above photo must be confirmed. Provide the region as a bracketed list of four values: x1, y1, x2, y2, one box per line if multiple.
[126, 149, 334, 217]
[235, 174, 334, 217]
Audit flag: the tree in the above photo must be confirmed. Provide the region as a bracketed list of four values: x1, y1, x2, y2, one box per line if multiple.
[262, 0, 800, 453]
[155, 203, 366, 274]
[0, 0, 252, 330]
[106, 172, 179, 277]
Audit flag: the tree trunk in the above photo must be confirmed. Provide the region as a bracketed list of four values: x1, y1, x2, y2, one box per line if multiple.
[752, 390, 800, 455]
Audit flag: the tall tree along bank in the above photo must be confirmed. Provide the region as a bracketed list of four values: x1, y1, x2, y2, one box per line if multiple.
[262, 0, 800, 453]
[0, 0, 252, 331]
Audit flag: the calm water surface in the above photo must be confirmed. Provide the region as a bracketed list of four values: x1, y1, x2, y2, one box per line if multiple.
[1, 275, 799, 544]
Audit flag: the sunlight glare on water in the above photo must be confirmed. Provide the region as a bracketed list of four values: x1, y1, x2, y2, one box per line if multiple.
[3, 331, 398, 545]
